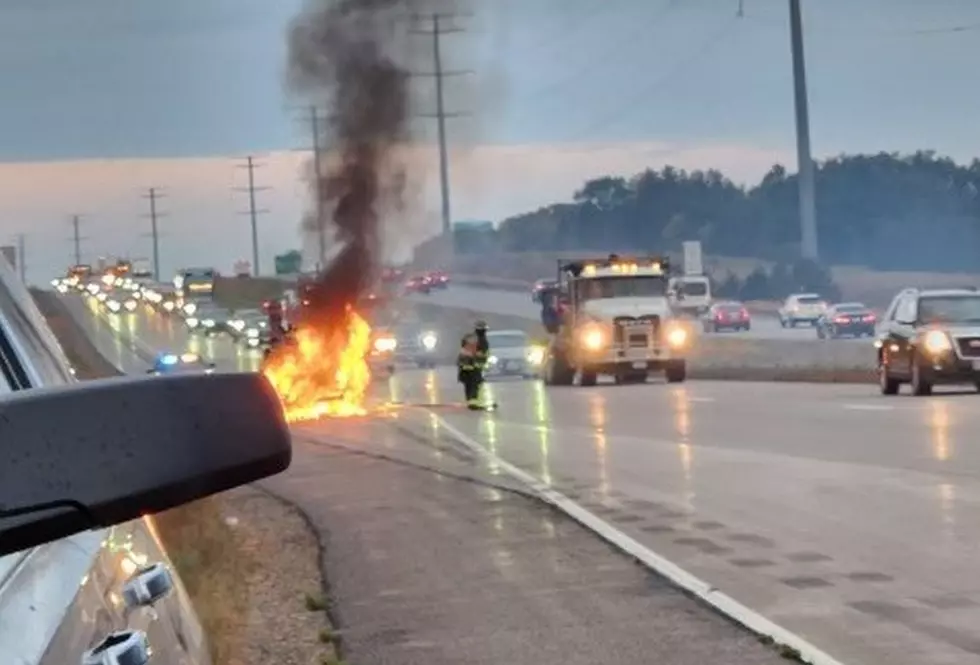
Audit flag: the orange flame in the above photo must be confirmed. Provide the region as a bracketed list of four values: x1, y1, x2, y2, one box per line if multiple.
[262, 308, 371, 421]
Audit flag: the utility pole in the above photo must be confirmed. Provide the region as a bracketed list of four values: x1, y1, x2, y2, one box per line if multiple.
[788, 0, 818, 260]
[235, 156, 269, 276]
[410, 13, 471, 236]
[141, 187, 166, 281]
[16, 234, 25, 283]
[311, 106, 326, 270]
[69, 215, 86, 266]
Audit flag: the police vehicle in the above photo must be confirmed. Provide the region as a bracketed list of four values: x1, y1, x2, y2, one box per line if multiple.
[147, 352, 215, 376]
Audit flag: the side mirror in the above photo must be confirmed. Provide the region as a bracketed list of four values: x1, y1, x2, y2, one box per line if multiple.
[0, 372, 291, 556]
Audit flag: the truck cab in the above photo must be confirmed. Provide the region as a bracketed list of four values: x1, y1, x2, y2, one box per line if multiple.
[543, 256, 692, 386]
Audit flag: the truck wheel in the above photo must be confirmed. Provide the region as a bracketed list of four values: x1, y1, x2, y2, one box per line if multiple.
[544, 350, 574, 386]
[665, 360, 687, 383]
[579, 370, 597, 387]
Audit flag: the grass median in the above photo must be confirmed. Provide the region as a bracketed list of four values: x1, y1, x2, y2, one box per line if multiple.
[30, 289, 340, 665]
[409, 301, 877, 384]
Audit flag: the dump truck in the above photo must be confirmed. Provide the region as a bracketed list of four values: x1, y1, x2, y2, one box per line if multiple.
[542, 255, 692, 386]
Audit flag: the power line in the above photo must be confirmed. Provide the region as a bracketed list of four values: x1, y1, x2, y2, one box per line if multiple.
[519, 0, 637, 64]
[141, 187, 167, 281]
[524, 0, 684, 106]
[410, 12, 471, 236]
[567, 15, 740, 142]
[235, 156, 270, 276]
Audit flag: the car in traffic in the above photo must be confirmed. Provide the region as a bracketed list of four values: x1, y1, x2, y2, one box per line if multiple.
[104, 288, 140, 314]
[427, 270, 449, 289]
[701, 301, 751, 332]
[816, 302, 876, 339]
[404, 274, 433, 295]
[485, 329, 545, 379]
[238, 310, 272, 348]
[778, 293, 828, 328]
[394, 323, 442, 367]
[185, 304, 232, 336]
[147, 351, 216, 375]
[532, 278, 559, 303]
[369, 328, 398, 376]
[877, 287, 980, 396]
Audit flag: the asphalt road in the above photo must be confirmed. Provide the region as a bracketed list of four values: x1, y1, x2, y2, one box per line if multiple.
[60, 296, 795, 665]
[69, 292, 980, 664]
[412, 285, 873, 345]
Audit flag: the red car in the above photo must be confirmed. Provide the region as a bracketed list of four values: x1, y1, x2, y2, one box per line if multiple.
[702, 301, 751, 333]
[404, 274, 432, 294]
[428, 270, 449, 288]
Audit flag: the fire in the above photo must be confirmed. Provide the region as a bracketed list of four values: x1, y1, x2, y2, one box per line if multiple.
[262, 307, 371, 421]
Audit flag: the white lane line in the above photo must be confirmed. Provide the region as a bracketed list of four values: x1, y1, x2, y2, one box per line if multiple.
[431, 413, 848, 665]
[842, 404, 893, 411]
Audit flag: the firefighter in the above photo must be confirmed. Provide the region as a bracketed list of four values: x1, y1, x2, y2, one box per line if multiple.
[457, 334, 483, 409]
[474, 320, 490, 369]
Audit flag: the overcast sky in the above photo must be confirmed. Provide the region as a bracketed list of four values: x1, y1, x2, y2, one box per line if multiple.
[2, 0, 980, 279]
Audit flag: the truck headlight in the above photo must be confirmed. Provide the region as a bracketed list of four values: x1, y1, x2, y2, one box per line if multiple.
[124, 300, 137, 311]
[579, 326, 604, 350]
[666, 326, 688, 348]
[420, 332, 438, 350]
[107, 300, 121, 312]
[923, 330, 951, 354]
[526, 346, 545, 365]
[186, 317, 199, 328]
[374, 337, 397, 352]
[202, 318, 215, 328]
[163, 301, 175, 312]
[183, 302, 197, 315]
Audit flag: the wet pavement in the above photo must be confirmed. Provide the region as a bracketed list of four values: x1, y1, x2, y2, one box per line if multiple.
[69, 292, 980, 664]
[262, 417, 788, 665]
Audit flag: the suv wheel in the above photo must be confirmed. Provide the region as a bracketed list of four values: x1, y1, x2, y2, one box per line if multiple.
[910, 356, 933, 396]
[878, 360, 900, 395]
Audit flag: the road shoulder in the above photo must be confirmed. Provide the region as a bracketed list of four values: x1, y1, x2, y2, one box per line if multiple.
[264, 414, 790, 665]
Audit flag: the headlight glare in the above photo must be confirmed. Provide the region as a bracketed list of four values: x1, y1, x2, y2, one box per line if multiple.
[923, 330, 951, 354]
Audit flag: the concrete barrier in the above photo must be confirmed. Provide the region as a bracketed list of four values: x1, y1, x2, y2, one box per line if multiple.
[409, 301, 877, 384]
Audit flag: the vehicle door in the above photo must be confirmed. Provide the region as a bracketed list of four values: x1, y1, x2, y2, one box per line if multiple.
[886, 295, 918, 376]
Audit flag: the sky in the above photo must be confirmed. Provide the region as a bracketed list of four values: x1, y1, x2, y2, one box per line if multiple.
[2, 0, 980, 281]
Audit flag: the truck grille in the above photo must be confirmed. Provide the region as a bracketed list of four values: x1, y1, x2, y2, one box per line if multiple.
[612, 316, 659, 347]
[956, 337, 980, 357]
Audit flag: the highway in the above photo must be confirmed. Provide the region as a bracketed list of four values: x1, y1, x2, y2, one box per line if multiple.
[414, 285, 874, 344]
[68, 292, 980, 665]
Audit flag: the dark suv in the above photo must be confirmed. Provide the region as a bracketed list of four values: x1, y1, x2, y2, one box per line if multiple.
[876, 288, 980, 396]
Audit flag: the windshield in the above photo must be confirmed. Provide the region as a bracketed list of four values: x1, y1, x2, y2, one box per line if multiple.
[834, 304, 867, 313]
[717, 303, 743, 313]
[487, 333, 528, 348]
[918, 296, 980, 324]
[577, 276, 667, 301]
[678, 281, 708, 296]
[797, 296, 822, 305]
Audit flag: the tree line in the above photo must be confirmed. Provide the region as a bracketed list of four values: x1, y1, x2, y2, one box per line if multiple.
[454, 151, 980, 289]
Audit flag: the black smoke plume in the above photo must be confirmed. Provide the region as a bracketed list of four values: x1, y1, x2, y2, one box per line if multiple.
[286, 0, 419, 327]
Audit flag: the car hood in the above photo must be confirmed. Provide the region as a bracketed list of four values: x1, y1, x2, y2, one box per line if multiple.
[490, 347, 529, 361]
[582, 297, 672, 320]
[940, 325, 980, 336]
